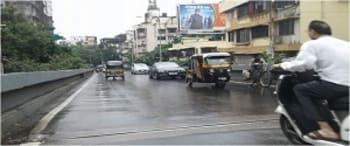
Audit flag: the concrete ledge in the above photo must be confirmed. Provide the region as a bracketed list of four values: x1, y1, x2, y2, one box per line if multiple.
[1, 70, 93, 144]
[1, 70, 92, 112]
[1, 69, 91, 92]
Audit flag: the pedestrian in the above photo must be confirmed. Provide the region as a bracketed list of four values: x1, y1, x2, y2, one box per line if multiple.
[272, 20, 350, 140]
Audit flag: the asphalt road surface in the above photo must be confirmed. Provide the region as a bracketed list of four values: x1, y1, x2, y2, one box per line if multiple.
[33, 72, 290, 145]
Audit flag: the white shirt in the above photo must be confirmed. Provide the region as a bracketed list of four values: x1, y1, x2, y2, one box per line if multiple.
[281, 36, 350, 87]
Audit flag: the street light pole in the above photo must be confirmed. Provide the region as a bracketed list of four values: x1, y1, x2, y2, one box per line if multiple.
[268, 0, 275, 59]
[158, 18, 162, 62]
[131, 40, 134, 65]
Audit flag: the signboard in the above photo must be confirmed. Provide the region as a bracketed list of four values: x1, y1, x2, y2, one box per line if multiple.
[178, 4, 225, 34]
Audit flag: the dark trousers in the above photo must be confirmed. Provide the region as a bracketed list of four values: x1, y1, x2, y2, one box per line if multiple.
[293, 80, 349, 127]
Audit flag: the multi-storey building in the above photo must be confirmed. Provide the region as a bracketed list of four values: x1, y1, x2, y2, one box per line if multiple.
[59, 36, 97, 46]
[219, 0, 349, 65]
[84, 36, 97, 46]
[2, 0, 53, 27]
[133, 0, 178, 56]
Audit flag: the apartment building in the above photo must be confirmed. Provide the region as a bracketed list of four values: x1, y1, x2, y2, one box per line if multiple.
[2, 0, 53, 27]
[219, 0, 349, 65]
[84, 36, 97, 46]
[133, 0, 178, 56]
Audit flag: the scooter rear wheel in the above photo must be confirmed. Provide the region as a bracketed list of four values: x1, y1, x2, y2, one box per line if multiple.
[280, 115, 309, 145]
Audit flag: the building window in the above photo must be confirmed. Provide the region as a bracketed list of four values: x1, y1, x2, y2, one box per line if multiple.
[237, 29, 250, 43]
[237, 3, 249, 19]
[253, 1, 271, 14]
[158, 29, 166, 34]
[279, 19, 294, 36]
[228, 31, 235, 42]
[157, 36, 166, 40]
[252, 25, 268, 38]
[227, 11, 234, 22]
[167, 28, 177, 33]
[275, 0, 297, 9]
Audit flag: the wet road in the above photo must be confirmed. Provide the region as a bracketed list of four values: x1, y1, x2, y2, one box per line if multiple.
[39, 72, 290, 145]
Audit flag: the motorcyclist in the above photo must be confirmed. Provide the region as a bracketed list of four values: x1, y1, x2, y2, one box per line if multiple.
[272, 20, 350, 141]
[249, 54, 266, 86]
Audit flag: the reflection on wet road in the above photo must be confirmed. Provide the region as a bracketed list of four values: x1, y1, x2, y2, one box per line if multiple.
[42, 72, 289, 144]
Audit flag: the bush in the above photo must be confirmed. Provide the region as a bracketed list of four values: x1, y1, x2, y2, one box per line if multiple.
[261, 51, 286, 64]
[1, 5, 89, 73]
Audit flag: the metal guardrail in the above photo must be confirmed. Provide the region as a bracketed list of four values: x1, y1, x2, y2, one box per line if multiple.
[1, 69, 92, 93]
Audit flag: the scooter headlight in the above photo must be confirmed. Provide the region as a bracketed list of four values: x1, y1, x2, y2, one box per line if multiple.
[209, 69, 215, 73]
[227, 69, 231, 72]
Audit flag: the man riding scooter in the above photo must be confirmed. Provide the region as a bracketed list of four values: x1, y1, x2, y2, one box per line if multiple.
[272, 20, 350, 141]
[249, 54, 266, 87]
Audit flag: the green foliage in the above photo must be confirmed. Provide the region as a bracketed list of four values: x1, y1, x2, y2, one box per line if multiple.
[1, 5, 89, 73]
[261, 51, 286, 64]
[49, 53, 87, 69]
[1, 5, 54, 63]
[174, 59, 188, 67]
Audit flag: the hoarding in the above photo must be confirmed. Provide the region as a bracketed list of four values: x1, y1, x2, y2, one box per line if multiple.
[178, 4, 225, 33]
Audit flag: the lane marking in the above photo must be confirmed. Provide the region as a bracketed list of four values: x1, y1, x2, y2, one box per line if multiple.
[49, 119, 280, 144]
[64, 118, 279, 139]
[22, 73, 96, 145]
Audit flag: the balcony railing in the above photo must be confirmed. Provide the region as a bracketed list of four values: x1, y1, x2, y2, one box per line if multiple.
[274, 5, 300, 21]
[229, 12, 270, 30]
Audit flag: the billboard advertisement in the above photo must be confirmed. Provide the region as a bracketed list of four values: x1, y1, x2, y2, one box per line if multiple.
[178, 4, 225, 33]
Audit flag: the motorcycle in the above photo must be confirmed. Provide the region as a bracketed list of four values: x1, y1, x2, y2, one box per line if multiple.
[241, 63, 265, 87]
[274, 70, 349, 145]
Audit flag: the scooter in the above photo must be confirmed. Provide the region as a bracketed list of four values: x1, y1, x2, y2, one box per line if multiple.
[274, 70, 349, 145]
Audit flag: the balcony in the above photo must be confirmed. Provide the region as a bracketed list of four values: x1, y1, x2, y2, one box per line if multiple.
[228, 13, 271, 31]
[274, 5, 300, 21]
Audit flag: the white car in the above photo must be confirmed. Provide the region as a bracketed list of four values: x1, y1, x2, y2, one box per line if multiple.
[131, 63, 150, 74]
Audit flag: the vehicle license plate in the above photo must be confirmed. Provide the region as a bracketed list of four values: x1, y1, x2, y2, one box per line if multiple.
[218, 77, 227, 80]
[169, 72, 178, 75]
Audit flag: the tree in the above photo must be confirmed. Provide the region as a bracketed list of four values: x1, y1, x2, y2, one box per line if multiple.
[1, 5, 87, 72]
[1, 5, 54, 63]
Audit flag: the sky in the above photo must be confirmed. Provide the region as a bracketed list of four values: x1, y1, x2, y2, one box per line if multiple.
[52, 0, 221, 39]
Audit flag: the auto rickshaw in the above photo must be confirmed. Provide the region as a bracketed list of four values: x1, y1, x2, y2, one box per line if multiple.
[185, 52, 232, 88]
[105, 60, 125, 80]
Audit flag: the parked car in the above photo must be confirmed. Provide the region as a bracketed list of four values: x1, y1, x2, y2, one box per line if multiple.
[131, 63, 149, 74]
[149, 62, 185, 80]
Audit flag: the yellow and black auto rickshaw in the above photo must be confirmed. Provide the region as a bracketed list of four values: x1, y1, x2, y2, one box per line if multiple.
[186, 52, 232, 88]
[105, 60, 125, 80]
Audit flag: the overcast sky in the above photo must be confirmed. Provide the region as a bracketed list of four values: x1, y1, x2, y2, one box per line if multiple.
[52, 0, 221, 39]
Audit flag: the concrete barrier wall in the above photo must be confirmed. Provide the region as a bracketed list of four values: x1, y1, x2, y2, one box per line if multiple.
[1, 69, 92, 112]
[1, 69, 93, 143]
[1, 69, 91, 92]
